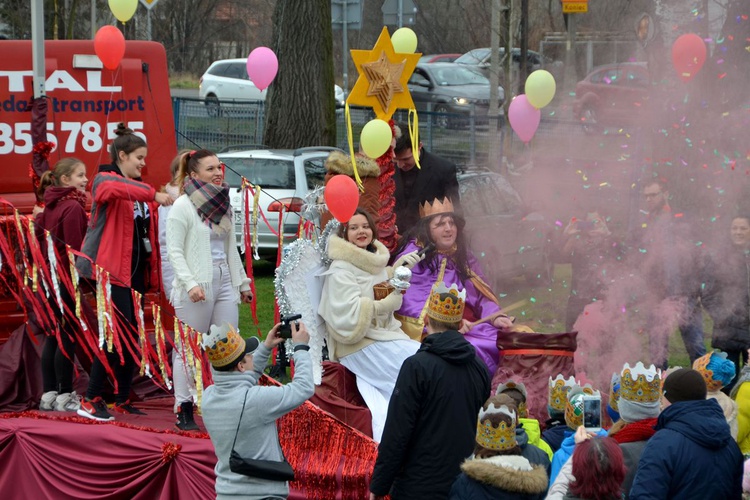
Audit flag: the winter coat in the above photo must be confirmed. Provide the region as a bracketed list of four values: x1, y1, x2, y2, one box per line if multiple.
[318, 235, 411, 361]
[76, 164, 159, 289]
[34, 186, 88, 274]
[515, 427, 551, 473]
[449, 455, 548, 500]
[629, 398, 744, 500]
[520, 418, 554, 461]
[702, 245, 750, 352]
[319, 151, 381, 228]
[369, 330, 491, 500]
[165, 194, 250, 306]
[708, 389, 739, 439]
[202, 343, 314, 500]
[549, 429, 608, 487]
[735, 381, 750, 454]
[542, 420, 569, 453]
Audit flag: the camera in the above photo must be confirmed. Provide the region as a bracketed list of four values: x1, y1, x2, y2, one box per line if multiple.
[279, 314, 302, 339]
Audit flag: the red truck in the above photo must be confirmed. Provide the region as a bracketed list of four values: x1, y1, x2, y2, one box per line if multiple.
[0, 39, 176, 339]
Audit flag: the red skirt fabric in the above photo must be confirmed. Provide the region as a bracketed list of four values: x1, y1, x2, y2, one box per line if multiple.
[309, 361, 373, 438]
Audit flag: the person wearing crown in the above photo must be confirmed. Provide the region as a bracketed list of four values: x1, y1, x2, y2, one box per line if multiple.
[392, 196, 512, 376]
[496, 380, 554, 460]
[542, 375, 578, 452]
[548, 362, 662, 498]
[318, 208, 423, 442]
[202, 321, 314, 500]
[449, 394, 549, 499]
[370, 281, 491, 500]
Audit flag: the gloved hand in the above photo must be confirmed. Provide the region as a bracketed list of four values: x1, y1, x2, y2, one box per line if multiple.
[373, 290, 403, 315]
[393, 250, 424, 270]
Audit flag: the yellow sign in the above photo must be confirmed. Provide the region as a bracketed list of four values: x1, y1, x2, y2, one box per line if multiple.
[562, 0, 587, 13]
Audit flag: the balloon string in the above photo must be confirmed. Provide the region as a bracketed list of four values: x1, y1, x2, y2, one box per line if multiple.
[409, 109, 421, 169]
[345, 103, 364, 192]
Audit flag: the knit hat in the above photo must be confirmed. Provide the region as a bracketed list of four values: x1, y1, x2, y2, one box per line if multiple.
[549, 375, 577, 417]
[565, 385, 599, 430]
[204, 323, 260, 371]
[475, 395, 518, 454]
[662, 368, 707, 404]
[496, 380, 528, 418]
[618, 362, 662, 422]
[426, 281, 466, 324]
[693, 351, 736, 392]
[607, 372, 621, 423]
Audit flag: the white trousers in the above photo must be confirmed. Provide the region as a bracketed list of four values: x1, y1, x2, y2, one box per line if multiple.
[173, 261, 239, 411]
[340, 339, 420, 442]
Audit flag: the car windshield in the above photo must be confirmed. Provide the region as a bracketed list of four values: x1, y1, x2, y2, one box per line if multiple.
[431, 66, 490, 86]
[222, 157, 295, 189]
[455, 48, 491, 65]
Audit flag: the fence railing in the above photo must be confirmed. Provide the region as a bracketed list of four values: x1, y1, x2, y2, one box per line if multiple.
[172, 97, 508, 168]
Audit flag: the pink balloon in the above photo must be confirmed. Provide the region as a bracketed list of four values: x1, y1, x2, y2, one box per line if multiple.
[246, 47, 278, 91]
[672, 33, 707, 83]
[508, 95, 541, 143]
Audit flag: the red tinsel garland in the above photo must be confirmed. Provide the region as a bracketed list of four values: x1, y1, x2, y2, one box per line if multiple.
[375, 119, 399, 252]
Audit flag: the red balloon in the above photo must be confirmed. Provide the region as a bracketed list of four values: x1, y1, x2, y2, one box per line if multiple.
[672, 33, 706, 83]
[94, 26, 126, 71]
[324, 175, 360, 224]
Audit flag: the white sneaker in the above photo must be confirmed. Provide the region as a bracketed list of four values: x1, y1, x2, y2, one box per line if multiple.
[40, 391, 58, 411]
[54, 392, 81, 412]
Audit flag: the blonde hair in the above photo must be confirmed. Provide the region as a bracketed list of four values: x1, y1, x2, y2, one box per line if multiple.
[175, 149, 216, 193]
[37, 157, 85, 199]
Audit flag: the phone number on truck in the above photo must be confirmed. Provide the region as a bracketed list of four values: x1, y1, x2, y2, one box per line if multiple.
[0, 120, 145, 155]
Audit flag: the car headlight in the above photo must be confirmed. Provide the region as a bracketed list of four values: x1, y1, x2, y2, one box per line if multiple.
[452, 97, 471, 105]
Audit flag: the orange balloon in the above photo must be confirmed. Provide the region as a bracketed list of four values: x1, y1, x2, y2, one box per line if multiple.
[94, 26, 126, 70]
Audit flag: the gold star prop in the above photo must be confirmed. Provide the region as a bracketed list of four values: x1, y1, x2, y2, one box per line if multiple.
[347, 27, 421, 120]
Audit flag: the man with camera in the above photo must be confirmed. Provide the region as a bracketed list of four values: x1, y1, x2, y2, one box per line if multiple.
[202, 320, 314, 500]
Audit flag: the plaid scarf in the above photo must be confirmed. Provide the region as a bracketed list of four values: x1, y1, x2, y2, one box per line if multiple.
[184, 177, 233, 236]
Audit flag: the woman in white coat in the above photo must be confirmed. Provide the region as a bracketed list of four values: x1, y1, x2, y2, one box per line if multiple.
[166, 149, 252, 431]
[318, 208, 422, 442]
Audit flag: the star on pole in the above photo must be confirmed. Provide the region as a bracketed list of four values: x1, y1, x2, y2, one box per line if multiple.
[347, 27, 421, 120]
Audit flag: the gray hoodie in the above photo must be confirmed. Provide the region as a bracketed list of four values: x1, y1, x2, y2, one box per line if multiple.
[202, 343, 314, 499]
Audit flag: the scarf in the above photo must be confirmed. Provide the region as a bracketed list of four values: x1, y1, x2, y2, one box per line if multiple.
[610, 417, 657, 444]
[183, 177, 233, 236]
[59, 188, 88, 209]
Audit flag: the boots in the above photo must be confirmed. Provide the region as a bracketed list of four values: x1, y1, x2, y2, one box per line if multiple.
[175, 401, 200, 431]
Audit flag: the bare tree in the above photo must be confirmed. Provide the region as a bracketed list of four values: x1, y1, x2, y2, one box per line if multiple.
[263, 0, 336, 148]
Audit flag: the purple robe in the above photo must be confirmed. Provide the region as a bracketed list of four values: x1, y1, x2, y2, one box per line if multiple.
[394, 240, 501, 374]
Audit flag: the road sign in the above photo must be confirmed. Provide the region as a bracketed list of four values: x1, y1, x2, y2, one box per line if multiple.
[562, 0, 587, 13]
[332, 0, 363, 30]
[139, 0, 158, 9]
[382, 0, 417, 26]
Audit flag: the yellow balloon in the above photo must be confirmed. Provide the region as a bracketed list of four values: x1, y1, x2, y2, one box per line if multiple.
[391, 28, 418, 53]
[525, 70, 556, 109]
[360, 119, 392, 159]
[108, 0, 138, 23]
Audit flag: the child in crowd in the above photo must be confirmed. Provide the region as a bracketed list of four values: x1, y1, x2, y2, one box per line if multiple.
[496, 380, 553, 460]
[694, 351, 738, 439]
[542, 375, 577, 452]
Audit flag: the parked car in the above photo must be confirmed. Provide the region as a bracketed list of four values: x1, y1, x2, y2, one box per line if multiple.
[572, 63, 650, 134]
[407, 62, 505, 128]
[419, 53, 462, 64]
[219, 146, 343, 258]
[458, 168, 553, 287]
[456, 47, 563, 91]
[200, 58, 345, 115]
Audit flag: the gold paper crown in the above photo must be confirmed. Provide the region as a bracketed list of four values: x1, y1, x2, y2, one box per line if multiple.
[475, 403, 517, 451]
[427, 282, 466, 324]
[564, 386, 600, 429]
[496, 380, 528, 418]
[419, 197, 455, 219]
[620, 362, 661, 403]
[204, 323, 247, 369]
[548, 375, 577, 412]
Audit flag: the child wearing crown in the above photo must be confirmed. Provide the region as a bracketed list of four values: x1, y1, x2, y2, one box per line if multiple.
[370, 281, 490, 500]
[392, 197, 513, 375]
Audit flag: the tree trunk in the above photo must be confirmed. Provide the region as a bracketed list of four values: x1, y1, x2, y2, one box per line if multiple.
[264, 0, 336, 148]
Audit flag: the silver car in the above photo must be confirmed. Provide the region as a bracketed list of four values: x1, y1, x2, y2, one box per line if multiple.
[219, 147, 342, 259]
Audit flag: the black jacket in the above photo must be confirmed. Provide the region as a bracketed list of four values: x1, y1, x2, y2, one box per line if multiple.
[370, 330, 491, 499]
[394, 149, 460, 234]
[702, 244, 750, 352]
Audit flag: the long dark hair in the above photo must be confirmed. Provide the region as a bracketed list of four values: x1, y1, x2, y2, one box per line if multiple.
[338, 208, 379, 253]
[397, 213, 469, 281]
